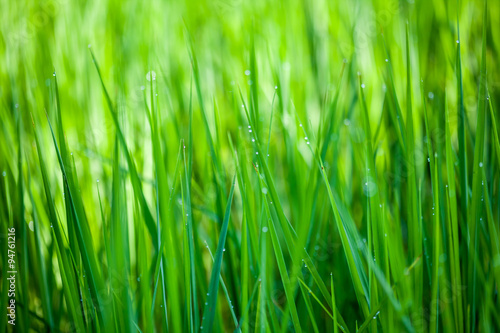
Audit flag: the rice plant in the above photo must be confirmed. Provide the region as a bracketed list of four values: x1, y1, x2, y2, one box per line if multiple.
[0, 0, 499, 332]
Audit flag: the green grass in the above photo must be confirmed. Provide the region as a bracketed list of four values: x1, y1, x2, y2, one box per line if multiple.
[1, 0, 500, 332]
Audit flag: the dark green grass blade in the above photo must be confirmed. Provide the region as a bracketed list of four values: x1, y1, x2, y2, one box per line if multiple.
[468, 2, 487, 331]
[201, 175, 236, 333]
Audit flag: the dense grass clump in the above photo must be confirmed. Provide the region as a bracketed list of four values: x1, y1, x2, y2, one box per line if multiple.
[1, 0, 500, 332]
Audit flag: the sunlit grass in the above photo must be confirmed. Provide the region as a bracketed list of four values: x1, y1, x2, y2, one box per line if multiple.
[1, 0, 499, 332]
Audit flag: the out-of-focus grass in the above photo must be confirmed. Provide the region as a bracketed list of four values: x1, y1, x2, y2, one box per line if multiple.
[1, 0, 499, 332]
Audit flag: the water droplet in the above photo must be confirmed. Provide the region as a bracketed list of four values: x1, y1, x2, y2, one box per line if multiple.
[262, 187, 268, 194]
[137, 277, 140, 281]
[306, 142, 310, 145]
[223, 248, 226, 252]
[97, 179, 100, 183]
[456, 40, 459, 43]
[428, 92, 434, 99]
[299, 123, 303, 127]
[88, 44, 91, 48]
[428, 158, 430, 162]
[207, 293, 210, 296]
[249, 130, 252, 133]
[274, 85, 278, 90]
[479, 162, 483, 167]
[385, 59, 389, 62]
[245, 70, 251, 76]
[344, 119, 350, 126]
[146, 71, 156, 81]
[262, 227, 268, 232]
[256, 152, 259, 155]
[361, 83, 365, 88]
[2, 171, 6, 177]
[29, 221, 34, 231]
[305, 137, 308, 140]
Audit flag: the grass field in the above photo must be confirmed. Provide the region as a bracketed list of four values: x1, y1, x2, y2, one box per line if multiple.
[1, 0, 499, 332]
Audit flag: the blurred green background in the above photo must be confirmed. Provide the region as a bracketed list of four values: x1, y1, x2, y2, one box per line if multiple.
[1, 0, 499, 332]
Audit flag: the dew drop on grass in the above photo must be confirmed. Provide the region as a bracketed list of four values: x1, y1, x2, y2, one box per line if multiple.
[385, 59, 388, 62]
[275, 85, 278, 89]
[262, 227, 268, 233]
[479, 162, 483, 167]
[299, 123, 302, 127]
[361, 83, 365, 88]
[256, 152, 259, 155]
[146, 71, 156, 81]
[2, 171, 6, 177]
[245, 70, 251, 76]
[428, 92, 434, 99]
[249, 130, 252, 132]
[223, 248, 226, 252]
[344, 119, 350, 126]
